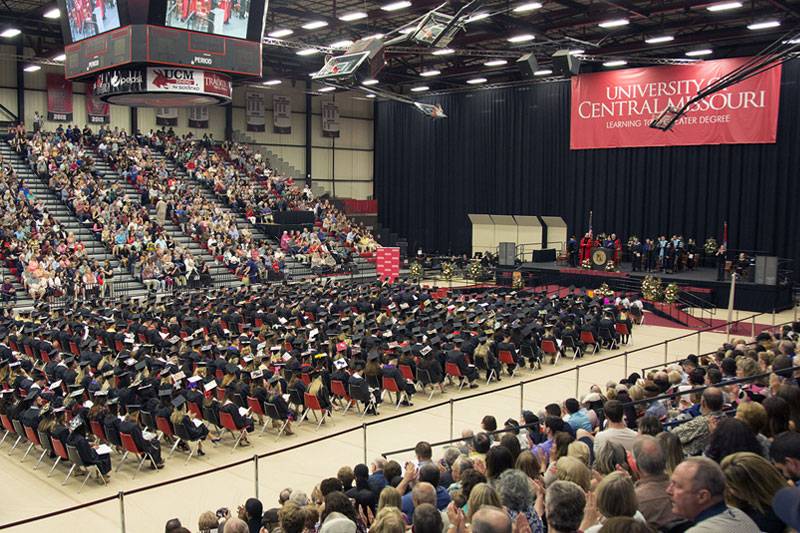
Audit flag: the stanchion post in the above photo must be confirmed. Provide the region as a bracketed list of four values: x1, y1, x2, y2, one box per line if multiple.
[752, 316, 756, 337]
[575, 366, 580, 397]
[772, 309, 776, 328]
[519, 382, 524, 413]
[449, 399, 454, 440]
[624, 352, 628, 378]
[362, 423, 367, 465]
[253, 454, 259, 499]
[119, 491, 126, 533]
[664, 341, 668, 364]
[696, 331, 701, 355]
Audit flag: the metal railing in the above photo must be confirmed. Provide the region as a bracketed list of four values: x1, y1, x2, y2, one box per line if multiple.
[0, 309, 784, 531]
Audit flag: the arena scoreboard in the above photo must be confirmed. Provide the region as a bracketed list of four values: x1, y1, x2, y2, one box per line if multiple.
[58, 0, 266, 81]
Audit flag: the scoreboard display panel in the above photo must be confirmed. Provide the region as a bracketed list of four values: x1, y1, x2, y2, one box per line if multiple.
[64, 24, 262, 80]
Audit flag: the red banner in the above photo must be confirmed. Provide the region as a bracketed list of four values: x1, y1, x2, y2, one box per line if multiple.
[46, 73, 73, 122]
[85, 84, 110, 124]
[376, 247, 400, 284]
[570, 57, 781, 150]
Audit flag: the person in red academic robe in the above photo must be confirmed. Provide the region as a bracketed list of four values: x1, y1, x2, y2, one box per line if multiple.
[579, 233, 593, 262]
[611, 233, 622, 264]
[96, 0, 104, 20]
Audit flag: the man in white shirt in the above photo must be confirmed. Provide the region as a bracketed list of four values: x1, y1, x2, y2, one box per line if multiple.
[593, 399, 637, 456]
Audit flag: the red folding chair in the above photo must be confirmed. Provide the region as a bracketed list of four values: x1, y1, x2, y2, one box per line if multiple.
[399, 365, 421, 391]
[50, 437, 73, 483]
[615, 323, 632, 344]
[381, 376, 408, 409]
[90, 419, 109, 445]
[156, 416, 182, 457]
[66, 444, 107, 493]
[0, 413, 17, 450]
[580, 331, 599, 355]
[498, 350, 517, 377]
[247, 396, 270, 436]
[300, 373, 311, 387]
[69, 341, 80, 356]
[541, 339, 561, 365]
[188, 401, 204, 421]
[218, 411, 248, 452]
[445, 362, 466, 391]
[298, 393, 331, 430]
[116, 432, 157, 479]
[22, 424, 42, 464]
[330, 380, 354, 414]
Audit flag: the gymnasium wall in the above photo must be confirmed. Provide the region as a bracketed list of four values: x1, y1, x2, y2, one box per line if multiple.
[375, 59, 800, 272]
[0, 47, 374, 199]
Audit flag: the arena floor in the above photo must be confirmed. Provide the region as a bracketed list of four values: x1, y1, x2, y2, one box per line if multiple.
[0, 310, 783, 532]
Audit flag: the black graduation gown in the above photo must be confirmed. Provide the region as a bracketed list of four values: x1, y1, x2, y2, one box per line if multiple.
[67, 432, 111, 474]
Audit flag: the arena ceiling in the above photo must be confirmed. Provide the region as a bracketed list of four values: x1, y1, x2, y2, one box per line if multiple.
[1, 0, 798, 90]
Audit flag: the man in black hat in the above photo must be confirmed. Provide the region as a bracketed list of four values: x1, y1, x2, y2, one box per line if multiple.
[445, 342, 478, 389]
[118, 404, 165, 468]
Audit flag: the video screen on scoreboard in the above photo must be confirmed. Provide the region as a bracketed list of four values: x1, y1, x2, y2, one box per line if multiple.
[162, 0, 263, 40]
[64, 0, 122, 42]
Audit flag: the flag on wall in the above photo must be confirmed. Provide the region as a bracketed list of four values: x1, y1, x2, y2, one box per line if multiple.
[273, 95, 292, 134]
[156, 108, 178, 126]
[322, 101, 340, 138]
[188, 106, 209, 128]
[246, 90, 265, 132]
[47, 73, 73, 122]
[85, 84, 110, 124]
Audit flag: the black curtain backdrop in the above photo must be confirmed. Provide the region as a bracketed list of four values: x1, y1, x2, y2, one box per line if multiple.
[375, 60, 800, 273]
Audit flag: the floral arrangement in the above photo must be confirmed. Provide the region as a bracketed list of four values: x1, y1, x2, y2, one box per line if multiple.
[642, 275, 663, 301]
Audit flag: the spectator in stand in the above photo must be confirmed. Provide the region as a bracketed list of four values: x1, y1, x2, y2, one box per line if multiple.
[670, 387, 724, 456]
[720, 452, 788, 532]
[545, 481, 586, 533]
[632, 435, 682, 529]
[769, 431, 800, 482]
[666, 457, 760, 532]
[594, 400, 637, 456]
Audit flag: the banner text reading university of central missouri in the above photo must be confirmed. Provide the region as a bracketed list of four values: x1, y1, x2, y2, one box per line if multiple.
[569, 57, 782, 150]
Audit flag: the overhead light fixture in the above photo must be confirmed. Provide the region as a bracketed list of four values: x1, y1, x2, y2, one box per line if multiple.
[686, 48, 712, 57]
[785, 38, 800, 44]
[0, 28, 21, 38]
[420, 69, 441, 77]
[432, 48, 455, 56]
[296, 48, 319, 56]
[382, 1, 411, 11]
[513, 2, 542, 13]
[318, 86, 336, 92]
[466, 77, 487, 84]
[748, 20, 781, 30]
[706, 1, 742, 12]
[52, 53, 66, 62]
[569, 49, 585, 55]
[507, 33, 535, 43]
[362, 79, 379, 86]
[302, 21, 328, 30]
[43, 7, 60, 18]
[603, 60, 627, 67]
[645, 35, 674, 44]
[598, 19, 629, 29]
[399, 26, 415, 34]
[365, 94, 377, 98]
[467, 12, 491, 23]
[339, 11, 367, 22]
[268, 29, 293, 38]
[308, 71, 319, 77]
[262, 79, 282, 86]
[410, 86, 429, 92]
[366, 33, 385, 40]
[484, 59, 508, 67]
[330, 39, 354, 49]
[534, 69, 552, 76]
[23, 65, 41, 72]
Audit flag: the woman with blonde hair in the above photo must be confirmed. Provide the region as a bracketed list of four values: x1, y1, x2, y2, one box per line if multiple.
[466, 482, 502, 521]
[553, 456, 592, 491]
[567, 440, 591, 466]
[720, 452, 787, 532]
[594, 441, 630, 476]
[377, 486, 402, 512]
[582, 472, 646, 533]
[655, 431, 683, 475]
[369, 507, 405, 533]
[197, 511, 220, 533]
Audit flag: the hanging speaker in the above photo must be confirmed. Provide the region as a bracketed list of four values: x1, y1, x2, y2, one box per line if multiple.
[551, 49, 581, 76]
[516, 53, 539, 79]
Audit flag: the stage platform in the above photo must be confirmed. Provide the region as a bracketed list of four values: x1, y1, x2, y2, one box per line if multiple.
[496, 262, 794, 313]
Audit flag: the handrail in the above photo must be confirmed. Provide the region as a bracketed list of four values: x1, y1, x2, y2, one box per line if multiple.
[0, 103, 17, 123]
[640, 317, 797, 374]
[0, 308, 778, 529]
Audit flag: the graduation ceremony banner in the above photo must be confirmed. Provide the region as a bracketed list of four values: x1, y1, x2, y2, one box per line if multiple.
[273, 95, 292, 134]
[322, 101, 340, 138]
[156, 107, 178, 126]
[188, 106, 209, 128]
[570, 57, 781, 150]
[85, 84, 110, 124]
[246, 90, 265, 132]
[46, 73, 73, 122]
